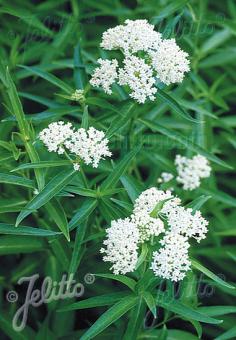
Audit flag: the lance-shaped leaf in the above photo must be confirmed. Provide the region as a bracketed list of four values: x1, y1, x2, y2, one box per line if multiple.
[80, 295, 138, 340]
[101, 146, 141, 190]
[45, 198, 69, 241]
[0, 173, 34, 188]
[58, 291, 130, 312]
[156, 87, 199, 123]
[157, 292, 223, 324]
[192, 260, 235, 289]
[19, 65, 73, 94]
[69, 198, 97, 231]
[0, 223, 61, 237]
[95, 273, 137, 291]
[16, 169, 76, 226]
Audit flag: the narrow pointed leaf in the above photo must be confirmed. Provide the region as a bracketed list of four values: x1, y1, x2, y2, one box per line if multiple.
[101, 147, 141, 190]
[80, 296, 138, 340]
[192, 260, 235, 289]
[58, 292, 130, 312]
[16, 169, 76, 226]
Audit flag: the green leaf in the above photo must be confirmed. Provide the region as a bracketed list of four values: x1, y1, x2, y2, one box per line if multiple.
[139, 118, 232, 169]
[106, 102, 136, 138]
[45, 199, 69, 241]
[16, 169, 76, 226]
[80, 296, 138, 340]
[123, 297, 146, 340]
[120, 175, 143, 202]
[0, 173, 34, 188]
[12, 160, 71, 171]
[156, 88, 198, 123]
[74, 43, 87, 90]
[200, 188, 236, 207]
[95, 273, 137, 291]
[143, 292, 157, 318]
[151, 0, 188, 22]
[0, 236, 45, 255]
[58, 291, 129, 311]
[0, 223, 60, 237]
[215, 326, 236, 340]
[0, 6, 53, 36]
[69, 198, 97, 231]
[68, 219, 87, 275]
[198, 305, 236, 317]
[66, 186, 97, 197]
[86, 97, 119, 113]
[101, 147, 141, 190]
[185, 195, 211, 212]
[191, 260, 235, 289]
[1, 67, 45, 190]
[19, 65, 73, 94]
[81, 105, 89, 129]
[135, 243, 149, 270]
[157, 292, 223, 324]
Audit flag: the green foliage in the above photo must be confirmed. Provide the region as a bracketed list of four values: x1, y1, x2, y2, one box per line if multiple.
[0, 0, 235, 339]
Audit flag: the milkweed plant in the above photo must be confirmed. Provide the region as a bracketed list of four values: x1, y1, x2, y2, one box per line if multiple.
[0, 1, 235, 339]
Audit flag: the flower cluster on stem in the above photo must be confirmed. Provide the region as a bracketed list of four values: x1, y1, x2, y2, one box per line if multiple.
[39, 121, 111, 171]
[101, 187, 208, 281]
[90, 19, 190, 103]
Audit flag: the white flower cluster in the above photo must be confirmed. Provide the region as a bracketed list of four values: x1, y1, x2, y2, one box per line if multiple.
[65, 127, 112, 168]
[157, 172, 174, 183]
[100, 19, 162, 54]
[149, 39, 190, 85]
[101, 187, 208, 281]
[175, 154, 211, 190]
[118, 56, 157, 103]
[131, 188, 171, 242]
[89, 59, 118, 95]
[162, 203, 209, 242]
[100, 218, 140, 275]
[90, 19, 190, 103]
[151, 232, 191, 282]
[39, 121, 73, 154]
[39, 121, 111, 171]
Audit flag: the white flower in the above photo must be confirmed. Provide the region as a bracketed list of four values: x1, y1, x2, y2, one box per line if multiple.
[151, 232, 191, 282]
[133, 187, 173, 214]
[131, 188, 172, 242]
[118, 56, 157, 103]
[164, 205, 208, 242]
[157, 172, 174, 183]
[65, 127, 111, 168]
[90, 58, 118, 94]
[73, 163, 80, 171]
[91, 20, 190, 103]
[39, 122, 111, 170]
[100, 218, 140, 275]
[39, 121, 74, 154]
[131, 211, 164, 243]
[150, 38, 190, 85]
[100, 19, 162, 55]
[175, 154, 211, 190]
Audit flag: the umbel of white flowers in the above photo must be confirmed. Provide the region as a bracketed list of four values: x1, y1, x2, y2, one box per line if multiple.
[39, 121, 111, 171]
[157, 154, 211, 191]
[101, 187, 208, 282]
[90, 19, 190, 103]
